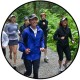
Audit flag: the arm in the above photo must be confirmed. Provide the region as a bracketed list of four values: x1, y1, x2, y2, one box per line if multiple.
[40, 31, 45, 52]
[19, 26, 23, 34]
[17, 25, 21, 36]
[69, 28, 74, 43]
[2, 31, 9, 48]
[46, 21, 49, 32]
[69, 28, 74, 41]
[4, 24, 8, 33]
[18, 30, 27, 52]
[40, 31, 45, 48]
[53, 29, 61, 41]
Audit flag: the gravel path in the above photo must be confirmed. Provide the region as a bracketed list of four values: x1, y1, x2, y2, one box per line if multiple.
[5, 46, 71, 79]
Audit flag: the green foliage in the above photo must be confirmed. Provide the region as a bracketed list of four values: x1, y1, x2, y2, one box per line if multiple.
[11, 1, 79, 60]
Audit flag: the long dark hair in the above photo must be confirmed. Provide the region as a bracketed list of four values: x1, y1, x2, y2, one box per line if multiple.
[59, 18, 68, 27]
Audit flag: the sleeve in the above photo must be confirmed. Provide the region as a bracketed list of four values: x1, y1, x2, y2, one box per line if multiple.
[4, 24, 8, 33]
[40, 31, 45, 48]
[2, 31, 9, 47]
[53, 29, 61, 41]
[17, 23, 19, 32]
[18, 30, 20, 34]
[69, 28, 73, 41]
[18, 30, 28, 52]
[46, 20, 48, 26]
[44, 20, 48, 30]
[46, 21, 50, 31]
[17, 24, 20, 34]
[19, 26, 23, 34]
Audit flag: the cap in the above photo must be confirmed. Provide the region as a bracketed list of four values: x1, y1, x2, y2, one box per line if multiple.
[60, 17, 68, 22]
[9, 15, 15, 19]
[29, 14, 38, 20]
[24, 16, 28, 20]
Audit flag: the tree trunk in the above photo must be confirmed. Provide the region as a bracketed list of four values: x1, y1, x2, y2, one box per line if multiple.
[33, 2, 37, 14]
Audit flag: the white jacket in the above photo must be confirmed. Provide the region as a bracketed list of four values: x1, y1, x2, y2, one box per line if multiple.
[2, 31, 9, 48]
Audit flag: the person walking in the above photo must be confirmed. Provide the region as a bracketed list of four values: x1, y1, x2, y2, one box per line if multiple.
[38, 13, 49, 63]
[2, 31, 9, 56]
[19, 14, 45, 79]
[5, 15, 19, 69]
[53, 17, 74, 72]
[19, 16, 30, 35]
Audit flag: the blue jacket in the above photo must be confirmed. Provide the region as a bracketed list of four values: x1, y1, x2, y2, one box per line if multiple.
[19, 26, 44, 61]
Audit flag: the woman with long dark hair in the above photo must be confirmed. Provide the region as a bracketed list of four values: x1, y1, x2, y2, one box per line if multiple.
[53, 17, 74, 72]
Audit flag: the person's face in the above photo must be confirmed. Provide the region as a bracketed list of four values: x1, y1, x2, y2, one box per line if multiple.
[62, 20, 68, 27]
[29, 18, 38, 28]
[41, 15, 46, 20]
[11, 17, 16, 23]
[24, 20, 29, 25]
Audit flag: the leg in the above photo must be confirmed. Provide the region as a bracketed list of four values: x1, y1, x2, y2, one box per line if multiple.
[23, 59, 32, 77]
[58, 60, 62, 68]
[44, 48, 47, 57]
[44, 36, 48, 63]
[57, 45, 63, 71]
[44, 36, 47, 57]
[12, 45, 18, 64]
[63, 46, 71, 67]
[33, 59, 40, 79]
[9, 46, 13, 59]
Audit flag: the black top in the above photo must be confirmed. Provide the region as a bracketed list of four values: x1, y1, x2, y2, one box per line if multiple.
[53, 26, 73, 46]
[19, 24, 29, 35]
[38, 19, 48, 36]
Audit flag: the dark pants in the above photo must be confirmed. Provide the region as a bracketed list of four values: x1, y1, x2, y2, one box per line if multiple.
[2, 48, 6, 56]
[57, 44, 71, 61]
[23, 59, 40, 79]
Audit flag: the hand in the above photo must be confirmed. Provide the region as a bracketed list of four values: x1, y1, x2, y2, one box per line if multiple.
[43, 22, 45, 25]
[25, 48, 30, 54]
[13, 31, 16, 33]
[40, 48, 45, 52]
[61, 36, 65, 40]
[72, 40, 75, 44]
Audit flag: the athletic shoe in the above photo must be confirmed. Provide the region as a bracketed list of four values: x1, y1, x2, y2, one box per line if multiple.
[63, 64, 67, 69]
[44, 58, 49, 63]
[59, 67, 63, 72]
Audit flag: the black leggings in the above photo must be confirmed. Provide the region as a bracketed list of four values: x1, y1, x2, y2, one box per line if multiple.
[57, 45, 71, 61]
[23, 59, 40, 79]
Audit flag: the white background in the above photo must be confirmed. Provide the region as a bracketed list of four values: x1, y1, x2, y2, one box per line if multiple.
[0, 0, 80, 80]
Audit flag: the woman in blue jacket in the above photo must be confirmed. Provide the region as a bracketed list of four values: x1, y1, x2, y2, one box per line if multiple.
[19, 14, 45, 79]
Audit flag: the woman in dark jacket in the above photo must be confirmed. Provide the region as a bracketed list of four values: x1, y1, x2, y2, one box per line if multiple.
[53, 17, 74, 72]
[38, 13, 49, 63]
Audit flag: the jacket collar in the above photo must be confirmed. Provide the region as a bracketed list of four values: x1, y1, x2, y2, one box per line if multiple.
[29, 25, 41, 32]
[60, 26, 68, 29]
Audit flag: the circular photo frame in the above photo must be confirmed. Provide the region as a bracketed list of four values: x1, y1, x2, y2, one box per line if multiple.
[1, 1, 79, 79]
